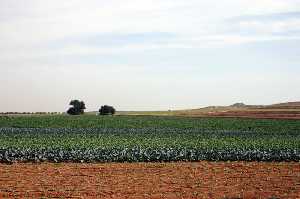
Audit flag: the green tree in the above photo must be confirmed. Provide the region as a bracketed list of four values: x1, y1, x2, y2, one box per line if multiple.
[67, 100, 86, 115]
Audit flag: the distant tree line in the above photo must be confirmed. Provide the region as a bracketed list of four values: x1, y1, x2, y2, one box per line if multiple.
[1, 100, 116, 116]
[0, 112, 62, 115]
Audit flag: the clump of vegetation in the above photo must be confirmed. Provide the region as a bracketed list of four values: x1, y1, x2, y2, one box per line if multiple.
[230, 102, 247, 107]
[99, 105, 116, 115]
[67, 100, 86, 115]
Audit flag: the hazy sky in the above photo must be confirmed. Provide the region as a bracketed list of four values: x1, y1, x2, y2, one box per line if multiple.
[1, 0, 300, 112]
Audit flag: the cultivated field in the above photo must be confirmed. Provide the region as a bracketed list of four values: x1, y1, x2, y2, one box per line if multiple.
[1, 162, 300, 198]
[0, 115, 300, 198]
[118, 102, 300, 120]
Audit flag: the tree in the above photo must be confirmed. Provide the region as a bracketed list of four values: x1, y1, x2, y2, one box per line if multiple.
[67, 100, 86, 115]
[99, 105, 116, 115]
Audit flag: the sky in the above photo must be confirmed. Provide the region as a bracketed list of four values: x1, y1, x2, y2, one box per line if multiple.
[1, 0, 300, 112]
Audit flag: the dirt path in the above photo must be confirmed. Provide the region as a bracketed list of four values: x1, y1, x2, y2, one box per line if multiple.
[0, 162, 299, 199]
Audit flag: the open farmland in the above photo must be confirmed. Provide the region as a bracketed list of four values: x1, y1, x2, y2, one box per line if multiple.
[1, 162, 300, 199]
[117, 101, 300, 119]
[1, 114, 300, 130]
[0, 115, 300, 162]
[1, 115, 300, 198]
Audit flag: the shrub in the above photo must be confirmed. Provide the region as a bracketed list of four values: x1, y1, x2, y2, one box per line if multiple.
[99, 105, 116, 115]
[67, 100, 86, 115]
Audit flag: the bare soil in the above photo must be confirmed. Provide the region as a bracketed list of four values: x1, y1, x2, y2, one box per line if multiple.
[203, 110, 300, 120]
[0, 162, 300, 199]
[174, 109, 300, 120]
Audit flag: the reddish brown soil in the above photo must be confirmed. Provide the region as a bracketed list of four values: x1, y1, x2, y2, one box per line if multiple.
[270, 102, 300, 108]
[205, 110, 300, 119]
[0, 162, 300, 199]
[176, 110, 300, 120]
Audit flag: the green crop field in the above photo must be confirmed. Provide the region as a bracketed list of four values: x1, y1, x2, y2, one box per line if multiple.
[0, 115, 299, 162]
[1, 115, 300, 131]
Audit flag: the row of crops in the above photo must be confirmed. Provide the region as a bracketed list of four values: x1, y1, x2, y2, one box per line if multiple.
[0, 116, 300, 162]
[1, 115, 300, 132]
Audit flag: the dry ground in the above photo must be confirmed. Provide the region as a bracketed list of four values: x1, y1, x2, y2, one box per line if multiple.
[117, 102, 300, 120]
[0, 162, 300, 199]
[118, 108, 300, 120]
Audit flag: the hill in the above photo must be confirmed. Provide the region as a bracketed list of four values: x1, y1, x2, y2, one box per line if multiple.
[266, 102, 300, 109]
[119, 101, 300, 120]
